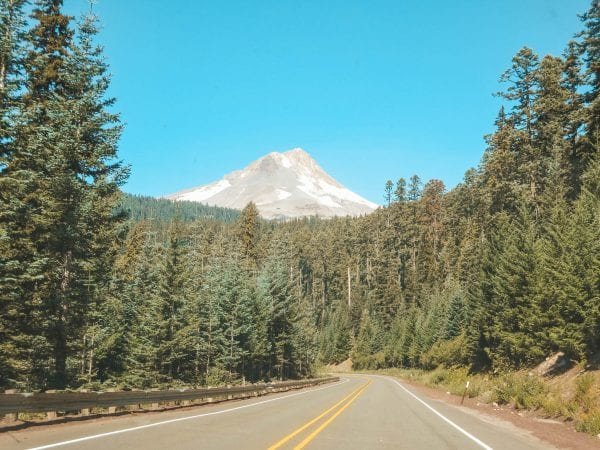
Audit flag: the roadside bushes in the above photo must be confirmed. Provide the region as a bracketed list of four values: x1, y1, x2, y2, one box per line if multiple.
[493, 373, 548, 409]
[370, 366, 600, 437]
[573, 373, 600, 435]
[420, 333, 471, 369]
[352, 352, 386, 370]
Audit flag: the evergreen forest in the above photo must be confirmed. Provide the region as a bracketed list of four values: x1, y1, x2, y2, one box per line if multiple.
[0, 0, 599, 393]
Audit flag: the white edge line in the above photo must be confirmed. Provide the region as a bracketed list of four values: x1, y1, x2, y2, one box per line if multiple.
[27, 378, 349, 450]
[383, 376, 493, 450]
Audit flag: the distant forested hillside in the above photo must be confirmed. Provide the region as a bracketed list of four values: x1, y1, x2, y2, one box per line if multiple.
[0, 0, 598, 405]
[120, 194, 240, 223]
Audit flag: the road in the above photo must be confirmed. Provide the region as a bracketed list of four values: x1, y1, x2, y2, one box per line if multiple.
[0, 375, 555, 450]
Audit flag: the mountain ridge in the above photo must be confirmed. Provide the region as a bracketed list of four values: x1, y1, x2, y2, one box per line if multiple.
[165, 148, 378, 219]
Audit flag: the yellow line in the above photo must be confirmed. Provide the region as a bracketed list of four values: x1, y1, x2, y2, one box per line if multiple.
[293, 380, 371, 450]
[267, 380, 369, 450]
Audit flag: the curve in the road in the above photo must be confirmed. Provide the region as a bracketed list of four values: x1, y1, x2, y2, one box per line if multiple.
[380, 376, 493, 450]
[268, 379, 370, 450]
[26, 378, 349, 450]
[292, 379, 371, 450]
[0, 374, 554, 450]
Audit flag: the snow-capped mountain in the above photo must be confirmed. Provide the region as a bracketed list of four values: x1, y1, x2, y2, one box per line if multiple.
[165, 148, 378, 219]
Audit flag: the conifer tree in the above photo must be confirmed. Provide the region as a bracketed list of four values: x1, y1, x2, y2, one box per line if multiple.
[580, 1, 599, 164]
[384, 180, 393, 206]
[497, 47, 542, 209]
[407, 174, 422, 201]
[99, 223, 162, 385]
[238, 202, 260, 267]
[481, 107, 520, 214]
[0, 0, 27, 386]
[157, 220, 187, 379]
[572, 157, 600, 358]
[394, 178, 407, 203]
[562, 41, 587, 199]
[480, 206, 543, 369]
[217, 261, 253, 377]
[0, 3, 128, 387]
[498, 47, 539, 138]
[418, 180, 445, 285]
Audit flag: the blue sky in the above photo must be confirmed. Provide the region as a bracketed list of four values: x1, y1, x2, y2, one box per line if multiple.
[65, 0, 591, 204]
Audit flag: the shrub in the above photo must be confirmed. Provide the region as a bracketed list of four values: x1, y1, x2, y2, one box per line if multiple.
[351, 351, 386, 370]
[494, 373, 548, 409]
[574, 373, 596, 411]
[205, 367, 234, 386]
[420, 333, 471, 369]
[576, 412, 600, 435]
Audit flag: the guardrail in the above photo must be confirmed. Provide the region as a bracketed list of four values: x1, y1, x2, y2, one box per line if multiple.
[0, 377, 339, 421]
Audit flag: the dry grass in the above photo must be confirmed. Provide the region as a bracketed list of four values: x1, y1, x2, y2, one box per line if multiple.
[369, 365, 600, 436]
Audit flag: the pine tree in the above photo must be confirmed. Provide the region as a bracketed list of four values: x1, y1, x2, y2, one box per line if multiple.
[408, 174, 422, 201]
[319, 307, 351, 365]
[0, 0, 26, 140]
[418, 180, 445, 285]
[444, 290, 466, 340]
[217, 262, 253, 378]
[497, 47, 542, 209]
[199, 263, 227, 381]
[352, 308, 385, 369]
[156, 220, 187, 379]
[535, 193, 587, 359]
[480, 206, 544, 369]
[0, 0, 78, 388]
[394, 178, 407, 203]
[573, 157, 600, 358]
[481, 107, 520, 214]
[532, 55, 570, 208]
[384, 180, 393, 206]
[238, 202, 260, 267]
[97, 223, 161, 386]
[562, 41, 587, 199]
[579, 1, 599, 167]
[498, 47, 539, 138]
[0, 3, 128, 387]
[0, 0, 28, 387]
[290, 295, 318, 377]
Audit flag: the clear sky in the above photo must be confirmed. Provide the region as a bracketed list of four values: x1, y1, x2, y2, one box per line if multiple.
[65, 0, 591, 204]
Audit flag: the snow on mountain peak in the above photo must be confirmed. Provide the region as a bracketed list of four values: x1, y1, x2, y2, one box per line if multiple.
[165, 149, 378, 219]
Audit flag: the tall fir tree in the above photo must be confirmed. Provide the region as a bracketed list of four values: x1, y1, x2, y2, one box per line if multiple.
[0, 0, 28, 386]
[579, 1, 599, 166]
[1, 3, 127, 388]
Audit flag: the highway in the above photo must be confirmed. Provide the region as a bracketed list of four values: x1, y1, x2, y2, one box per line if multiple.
[0, 375, 555, 450]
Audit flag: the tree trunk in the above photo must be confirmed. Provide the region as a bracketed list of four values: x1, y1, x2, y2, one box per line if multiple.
[347, 267, 351, 307]
[53, 250, 72, 388]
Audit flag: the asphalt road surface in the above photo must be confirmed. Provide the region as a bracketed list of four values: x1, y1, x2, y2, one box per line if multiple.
[0, 375, 556, 450]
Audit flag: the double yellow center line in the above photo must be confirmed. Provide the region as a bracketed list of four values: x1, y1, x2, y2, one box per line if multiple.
[267, 379, 371, 450]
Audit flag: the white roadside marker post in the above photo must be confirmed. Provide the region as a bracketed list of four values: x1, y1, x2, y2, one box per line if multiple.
[460, 380, 470, 405]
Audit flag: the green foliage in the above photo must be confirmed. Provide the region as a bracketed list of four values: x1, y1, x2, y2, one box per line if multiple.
[119, 194, 239, 223]
[319, 308, 351, 365]
[375, 366, 600, 437]
[0, 0, 599, 403]
[352, 309, 386, 369]
[493, 373, 548, 409]
[420, 333, 471, 370]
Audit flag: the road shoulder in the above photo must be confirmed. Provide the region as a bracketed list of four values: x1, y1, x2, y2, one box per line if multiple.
[376, 373, 600, 450]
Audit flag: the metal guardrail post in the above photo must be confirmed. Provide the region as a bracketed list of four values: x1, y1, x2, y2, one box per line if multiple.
[80, 389, 90, 416]
[0, 377, 339, 418]
[151, 388, 159, 410]
[107, 389, 117, 414]
[46, 390, 57, 419]
[4, 389, 17, 422]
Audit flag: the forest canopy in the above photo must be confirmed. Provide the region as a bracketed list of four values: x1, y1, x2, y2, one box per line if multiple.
[0, 0, 598, 391]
